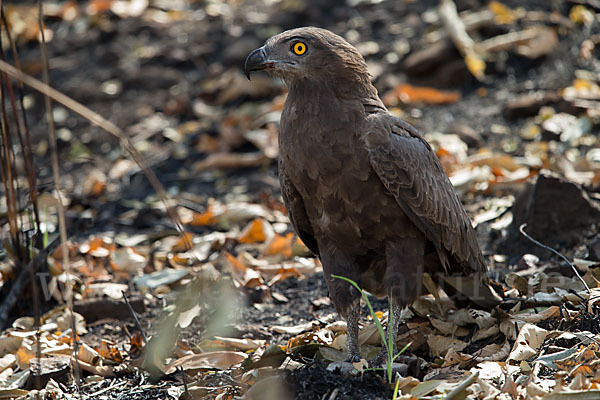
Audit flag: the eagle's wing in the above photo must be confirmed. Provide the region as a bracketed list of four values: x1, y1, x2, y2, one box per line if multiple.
[364, 113, 485, 274]
[279, 159, 320, 256]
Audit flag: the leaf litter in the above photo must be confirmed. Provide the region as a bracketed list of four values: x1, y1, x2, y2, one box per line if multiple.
[0, 0, 599, 399]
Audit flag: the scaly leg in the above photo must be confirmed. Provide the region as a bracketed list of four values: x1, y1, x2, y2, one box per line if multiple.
[345, 299, 361, 362]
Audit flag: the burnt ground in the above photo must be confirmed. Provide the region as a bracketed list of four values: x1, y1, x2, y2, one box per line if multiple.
[2, 0, 600, 399]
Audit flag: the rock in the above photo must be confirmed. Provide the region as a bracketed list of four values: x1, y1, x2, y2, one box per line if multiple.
[589, 236, 600, 261]
[25, 356, 71, 390]
[504, 171, 600, 259]
[73, 296, 145, 323]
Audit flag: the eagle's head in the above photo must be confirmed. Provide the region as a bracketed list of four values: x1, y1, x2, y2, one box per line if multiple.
[244, 27, 370, 85]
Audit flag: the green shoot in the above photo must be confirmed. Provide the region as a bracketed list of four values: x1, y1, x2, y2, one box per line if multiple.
[331, 275, 387, 355]
[331, 274, 411, 383]
[392, 378, 401, 400]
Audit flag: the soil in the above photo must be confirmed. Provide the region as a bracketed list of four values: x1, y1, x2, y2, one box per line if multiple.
[3, 0, 600, 398]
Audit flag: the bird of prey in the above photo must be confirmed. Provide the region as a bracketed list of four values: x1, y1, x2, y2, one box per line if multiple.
[244, 27, 491, 366]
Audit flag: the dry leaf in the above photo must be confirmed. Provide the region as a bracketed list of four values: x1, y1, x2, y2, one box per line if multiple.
[442, 347, 473, 367]
[271, 321, 314, 335]
[166, 352, 247, 374]
[507, 323, 548, 362]
[171, 232, 194, 253]
[476, 341, 511, 362]
[238, 218, 273, 244]
[0, 354, 16, 374]
[224, 252, 263, 288]
[427, 335, 467, 358]
[383, 83, 460, 106]
[263, 233, 295, 258]
[569, 5, 595, 26]
[111, 247, 146, 273]
[188, 207, 219, 226]
[211, 337, 265, 352]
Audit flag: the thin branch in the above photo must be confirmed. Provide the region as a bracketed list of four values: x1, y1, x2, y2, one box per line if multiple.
[122, 291, 148, 344]
[0, 58, 190, 251]
[1, 9, 41, 231]
[519, 223, 591, 293]
[37, 0, 80, 387]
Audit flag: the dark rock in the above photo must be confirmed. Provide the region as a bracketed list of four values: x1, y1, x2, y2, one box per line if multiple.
[26, 356, 72, 390]
[74, 296, 145, 323]
[504, 171, 600, 260]
[589, 236, 600, 261]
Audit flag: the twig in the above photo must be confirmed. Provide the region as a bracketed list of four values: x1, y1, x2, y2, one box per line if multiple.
[519, 223, 591, 293]
[438, 0, 485, 80]
[178, 366, 188, 395]
[477, 28, 540, 53]
[569, 288, 587, 302]
[37, 0, 81, 389]
[122, 291, 148, 344]
[0, 10, 41, 233]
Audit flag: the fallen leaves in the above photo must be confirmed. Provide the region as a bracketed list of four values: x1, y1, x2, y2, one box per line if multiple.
[383, 84, 461, 106]
[165, 351, 248, 374]
[2, 0, 600, 398]
[238, 218, 272, 244]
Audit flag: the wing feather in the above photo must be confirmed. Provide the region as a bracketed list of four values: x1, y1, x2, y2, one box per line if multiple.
[364, 113, 485, 274]
[279, 159, 320, 256]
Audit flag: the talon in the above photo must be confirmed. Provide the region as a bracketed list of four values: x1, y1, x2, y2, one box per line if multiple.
[345, 354, 361, 363]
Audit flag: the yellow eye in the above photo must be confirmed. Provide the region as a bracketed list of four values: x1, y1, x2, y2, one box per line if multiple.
[292, 42, 307, 55]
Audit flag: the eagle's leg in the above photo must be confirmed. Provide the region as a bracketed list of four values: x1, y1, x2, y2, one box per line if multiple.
[368, 299, 402, 367]
[321, 242, 363, 362]
[344, 298, 361, 362]
[369, 237, 424, 368]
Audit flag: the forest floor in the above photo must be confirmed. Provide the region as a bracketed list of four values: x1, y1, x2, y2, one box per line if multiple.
[1, 0, 600, 399]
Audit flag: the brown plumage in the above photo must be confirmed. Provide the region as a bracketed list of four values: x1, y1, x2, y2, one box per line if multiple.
[245, 27, 489, 364]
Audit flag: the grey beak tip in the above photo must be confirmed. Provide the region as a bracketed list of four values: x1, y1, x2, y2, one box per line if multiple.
[244, 46, 265, 81]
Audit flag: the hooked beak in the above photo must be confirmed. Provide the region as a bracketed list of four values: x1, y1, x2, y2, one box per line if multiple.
[244, 46, 267, 80]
